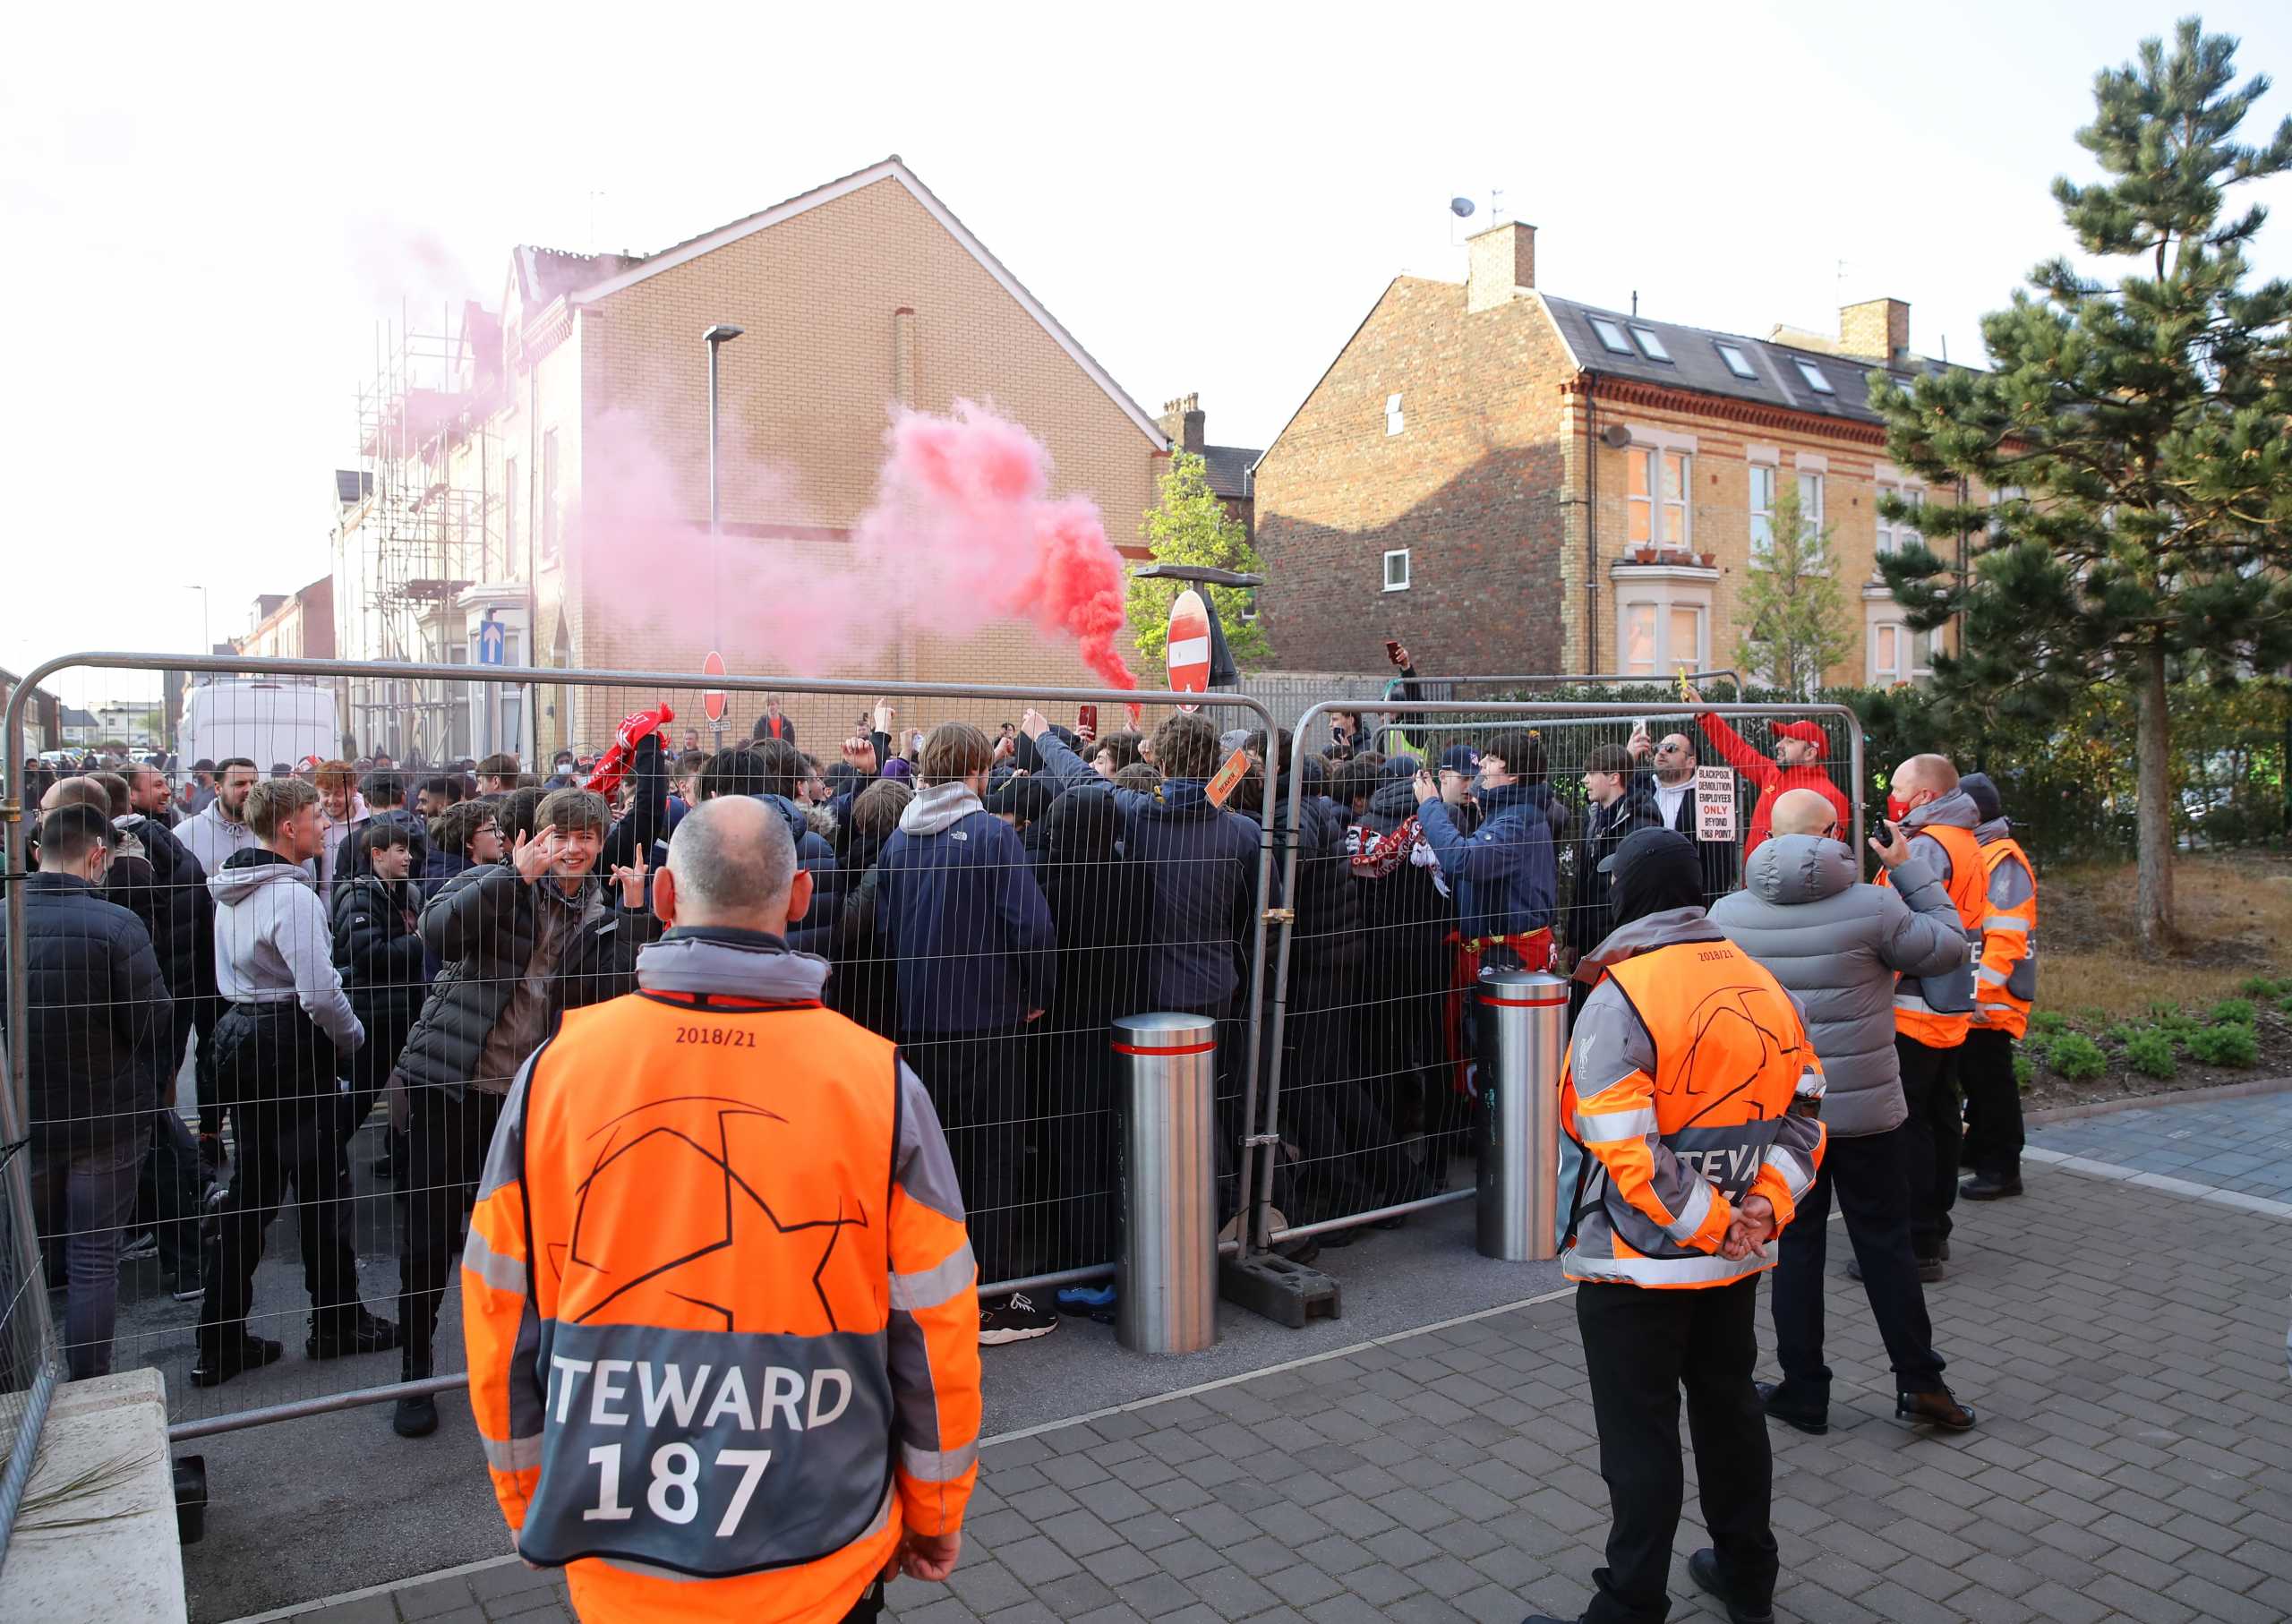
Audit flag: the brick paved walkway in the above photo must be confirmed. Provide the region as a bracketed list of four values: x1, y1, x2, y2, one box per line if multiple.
[262, 1156, 2292, 1624]
[2031, 1086, 2292, 1203]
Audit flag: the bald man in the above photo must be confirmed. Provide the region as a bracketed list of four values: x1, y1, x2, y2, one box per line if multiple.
[462, 796, 981, 1622]
[1875, 754, 1984, 1275]
[1712, 786, 1976, 1432]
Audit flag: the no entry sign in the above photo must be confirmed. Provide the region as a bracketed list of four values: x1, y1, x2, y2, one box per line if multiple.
[702, 651, 728, 723]
[1167, 589, 1211, 712]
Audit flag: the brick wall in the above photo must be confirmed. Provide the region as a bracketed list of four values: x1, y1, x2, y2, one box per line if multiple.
[1253, 277, 1574, 675]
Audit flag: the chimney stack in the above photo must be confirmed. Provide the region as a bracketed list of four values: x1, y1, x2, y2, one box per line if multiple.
[1467, 220, 1536, 313]
[1840, 297, 1911, 363]
[1158, 393, 1206, 454]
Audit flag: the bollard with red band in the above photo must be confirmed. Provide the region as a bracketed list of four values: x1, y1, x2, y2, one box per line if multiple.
[1476, 969, 1569, 1262]
[1110, 1013, 1219, 1354]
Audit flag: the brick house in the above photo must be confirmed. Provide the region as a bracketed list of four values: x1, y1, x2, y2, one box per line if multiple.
[335, 157, 1168, 758]
[1155, 393, 1261, 541]
[235, 575, 336, 661]
[1253, 220, 1975, 688]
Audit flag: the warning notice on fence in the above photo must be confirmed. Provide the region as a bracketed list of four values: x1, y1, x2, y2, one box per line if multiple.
[1696, 766, 1737, 842]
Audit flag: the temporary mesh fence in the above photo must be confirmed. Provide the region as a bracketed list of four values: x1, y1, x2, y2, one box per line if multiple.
[0, 1092, 60, 1568]
[1249, 697, 1865, 1252]
[4, 653, 1281, 1449]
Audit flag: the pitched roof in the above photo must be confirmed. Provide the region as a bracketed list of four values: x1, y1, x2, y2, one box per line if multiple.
[1539, 295, 1950, 425]
[562, 157, 1167, 449]
[1201, 443, 1261, 500]
[515, 245, 646, 305]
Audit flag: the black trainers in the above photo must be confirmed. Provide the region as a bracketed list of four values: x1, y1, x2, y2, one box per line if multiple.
[307, 1310, 404, 1361]
[392, 1394, 439, 1437]
[117, 1231, 159, 1263]
[979, 1293, 1059, 1346]
[1961, 1173, 2023, 1201]
[1689, 1548, 1775, 1624]
[192, 1333, 283, 1388]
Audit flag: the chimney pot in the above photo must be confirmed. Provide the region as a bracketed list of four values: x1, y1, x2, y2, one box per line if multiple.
[1467, 220, 1535, 313]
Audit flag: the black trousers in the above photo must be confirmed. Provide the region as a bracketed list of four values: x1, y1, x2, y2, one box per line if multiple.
[1895, 1036, 1961, 1260]
[1958, 1027, 2023, 1181]
[137, 1108, 204, 1281]
[1576, 1278, 1778, 1624]
[199, 1097, 363, 1343]
[902, 1029, 1029, 1289]
[1771, 1125, 1945, 1399]
[398, 1086, 504, 1375]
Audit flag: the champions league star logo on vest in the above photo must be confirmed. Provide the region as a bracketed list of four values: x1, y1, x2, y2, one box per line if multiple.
[559, 1095, 873, 1331]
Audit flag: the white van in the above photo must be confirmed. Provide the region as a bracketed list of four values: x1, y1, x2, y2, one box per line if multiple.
[179, 679, 340, 770]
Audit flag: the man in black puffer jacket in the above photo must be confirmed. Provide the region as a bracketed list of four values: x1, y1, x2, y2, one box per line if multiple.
[4, 806, 174, 1378]
[332, 821, 430, 1144]
[387, 786, 661, 1437]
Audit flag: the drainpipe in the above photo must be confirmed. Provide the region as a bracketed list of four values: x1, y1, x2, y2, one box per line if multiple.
[1584, 383, 1600, 673]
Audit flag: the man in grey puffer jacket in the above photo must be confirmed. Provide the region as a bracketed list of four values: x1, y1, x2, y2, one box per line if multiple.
[1710, 789, 1978, 1434]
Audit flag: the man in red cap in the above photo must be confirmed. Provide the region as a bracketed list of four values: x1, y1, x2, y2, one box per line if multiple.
[1681, 683, 1850, 859]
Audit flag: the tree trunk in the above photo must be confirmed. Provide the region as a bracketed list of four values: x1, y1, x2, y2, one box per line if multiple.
[2134, 640, 2176, 952]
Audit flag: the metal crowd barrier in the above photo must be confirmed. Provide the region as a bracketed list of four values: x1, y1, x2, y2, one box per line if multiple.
[3, 652, 1283, 1449]
[1244, 697, 1864, 1256]
[0, 1022, 60, 1577]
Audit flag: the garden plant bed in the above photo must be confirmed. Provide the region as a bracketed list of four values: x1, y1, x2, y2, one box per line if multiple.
[2016, 850, 2292, 1108]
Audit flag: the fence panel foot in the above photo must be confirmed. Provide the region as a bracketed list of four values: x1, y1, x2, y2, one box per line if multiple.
[1219, 1251, 1341, 1328]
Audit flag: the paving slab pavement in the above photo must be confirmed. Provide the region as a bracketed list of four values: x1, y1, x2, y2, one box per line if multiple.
[241, 1145, 2292, 1624]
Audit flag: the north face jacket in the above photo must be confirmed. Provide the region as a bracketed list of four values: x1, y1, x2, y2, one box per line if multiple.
[1709, 835, 1969, 1138]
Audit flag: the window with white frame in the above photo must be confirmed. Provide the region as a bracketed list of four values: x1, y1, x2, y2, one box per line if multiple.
[1385, 393, 1404, 436]
[541, 431, 560, 559]
[1794, 358, 1835, 394]
[1749, 463, 1777, 559]
[1715, 342, 1757, 380]
[1876, 481, 1923, 555]
[1383, 548, 1410, 591]
[1796, 469, 1826, 564]
[1621, 599, 1706, 675]
[1869, 619, 1937, 685]
[1589, 316, 1634, 355]
[1627, 446, 1691, 549]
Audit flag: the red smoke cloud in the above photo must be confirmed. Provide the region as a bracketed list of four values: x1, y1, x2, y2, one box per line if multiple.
[854, 401, 1138, 693]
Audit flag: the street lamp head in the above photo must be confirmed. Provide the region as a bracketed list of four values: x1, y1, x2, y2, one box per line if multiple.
[704, 324, 744, 345]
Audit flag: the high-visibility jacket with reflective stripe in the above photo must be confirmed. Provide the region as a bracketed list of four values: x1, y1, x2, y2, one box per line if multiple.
[463, 945, 981, 1623]
[1562, 917, 1828, 1290]
[1971, 829, 2037, 1039]
[1880, 819, 1985, 1049]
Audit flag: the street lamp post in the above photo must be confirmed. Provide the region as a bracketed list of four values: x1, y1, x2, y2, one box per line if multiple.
[703, 323, 744, 740]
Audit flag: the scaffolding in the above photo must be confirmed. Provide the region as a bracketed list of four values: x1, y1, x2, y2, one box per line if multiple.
[333, 305, 503, 764]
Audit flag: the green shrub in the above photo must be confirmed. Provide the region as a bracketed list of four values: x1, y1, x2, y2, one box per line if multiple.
[2238, 975, 2282, 999]
[2186, 1023, 2261, 1067]
[2123, 1030, 2178, 1079]
[2076, 1005, 2113, 1028]
[2027, 1010, 2072, 1039]
[2044, 1033, 2109, 1081]
[2209, 998, 2256, 1027]
[2279, 993, 2292, 1016]
[2144, 999, 2183, 1022]
[2103, 1023, 2142, 1046]
[2012, 1049, 2033, 1089]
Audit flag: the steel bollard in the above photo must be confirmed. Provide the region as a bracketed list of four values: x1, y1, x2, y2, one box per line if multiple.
[1110, 1013, 1219, 1354]
[1476, 969, 1569, 1261]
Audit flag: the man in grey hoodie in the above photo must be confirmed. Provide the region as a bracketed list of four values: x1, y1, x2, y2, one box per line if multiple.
[196, 777, 400, 1387]
[1711, 790, 1977, 1435]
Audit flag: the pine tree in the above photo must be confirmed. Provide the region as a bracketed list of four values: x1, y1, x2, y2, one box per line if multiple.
[1732, 481, 1856, 697]
[1126, 450, 1272, 669]
[1869, 17, 2292, 949]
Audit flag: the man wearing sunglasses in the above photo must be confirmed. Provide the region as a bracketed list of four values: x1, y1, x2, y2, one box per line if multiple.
[1626, 726, 1740, 898]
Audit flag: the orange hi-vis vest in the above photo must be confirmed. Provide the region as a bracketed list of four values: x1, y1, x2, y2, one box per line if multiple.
[1971, 833, 2038, 1039]
[1882, 820, 1985, 1050]
[1561, 936, 1828, 1289]
[463, 986, 979, 1623]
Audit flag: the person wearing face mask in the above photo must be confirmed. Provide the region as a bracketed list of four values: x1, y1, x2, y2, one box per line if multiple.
[385, 787, 659, 1436]
[1874, 754, 1985, 1278]
[5, 805, 174, 1378]
[1680, 684, 1849, 859]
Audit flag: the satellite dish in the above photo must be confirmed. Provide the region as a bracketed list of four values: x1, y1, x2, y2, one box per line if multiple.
[1600, 424, 1634, 449]
[1450, 197, 1476, 218]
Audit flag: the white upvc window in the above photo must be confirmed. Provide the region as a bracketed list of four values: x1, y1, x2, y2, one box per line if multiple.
[1795, 470, 1826, 565]
[1876, 482, 1924, 555]
[1383, 548, 1410, 591]
[1749, 464, 1777, 559]
[1627, 447, 1691, 549]
[1621, 599, 1707, 676]
[1869, 619, 1937, 685]
[1385, 393, 1404, 436]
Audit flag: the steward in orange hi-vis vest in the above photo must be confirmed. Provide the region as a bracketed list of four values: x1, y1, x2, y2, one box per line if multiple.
[463, 926, 980, 1623]
[1537, 828, 1825, 1624]
[1958, 770, 2039, 1202]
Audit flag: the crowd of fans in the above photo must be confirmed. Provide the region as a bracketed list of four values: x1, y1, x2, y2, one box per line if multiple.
[6, 685, 2010, 1427]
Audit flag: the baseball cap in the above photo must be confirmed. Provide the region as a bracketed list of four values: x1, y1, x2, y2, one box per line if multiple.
[1439, 744, 1482, 775]
[1773, 720, 1826, 757]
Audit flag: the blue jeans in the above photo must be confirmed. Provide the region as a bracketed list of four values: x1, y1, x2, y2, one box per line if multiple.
[34, 1133, 145, 1380]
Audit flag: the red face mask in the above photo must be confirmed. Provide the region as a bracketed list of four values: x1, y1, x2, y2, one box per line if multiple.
[1886, 793, 1915, 823]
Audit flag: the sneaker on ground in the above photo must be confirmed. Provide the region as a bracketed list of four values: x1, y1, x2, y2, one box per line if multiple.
[979, 1293, 1059, 1346]
[117, 1232, 159, 1262]
[1055, 1283, 1116, 1312]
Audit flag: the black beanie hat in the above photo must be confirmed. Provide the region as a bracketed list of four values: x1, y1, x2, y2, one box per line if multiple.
[1602, 827, 1706, 930]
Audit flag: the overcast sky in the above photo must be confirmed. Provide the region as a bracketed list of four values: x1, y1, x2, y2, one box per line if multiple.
[7, 1, 2288, 706]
